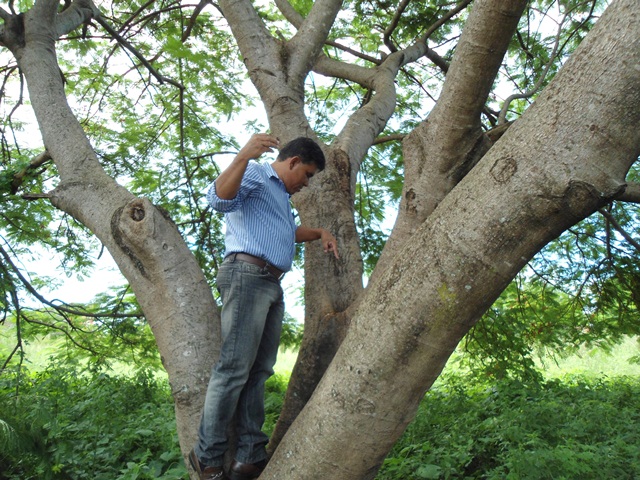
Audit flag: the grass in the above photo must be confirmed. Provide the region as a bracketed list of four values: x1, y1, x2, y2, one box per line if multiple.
[4, 317, 638, 380]
[274, 347, 298, 375]
[538, 336, 640, 378]
[273, 336, 640, 381]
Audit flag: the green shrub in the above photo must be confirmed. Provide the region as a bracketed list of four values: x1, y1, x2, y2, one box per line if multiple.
[263, 373, 288, 437]
[3, 361, 639, 480]
[377, 374, 640, 480]
[0, 364, 186, 480]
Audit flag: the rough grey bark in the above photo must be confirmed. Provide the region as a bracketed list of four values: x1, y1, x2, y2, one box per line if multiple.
[269, 0, 528, 450]
[373, 0, 529, 282]
[261, 1, 640, 478]
[2, 0, 220, 467]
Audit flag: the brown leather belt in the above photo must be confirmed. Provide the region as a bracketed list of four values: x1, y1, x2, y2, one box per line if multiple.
[227, 253, 285, 280]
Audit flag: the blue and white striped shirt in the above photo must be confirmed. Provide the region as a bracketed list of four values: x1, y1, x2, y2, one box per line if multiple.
[207, 161, 297, 272]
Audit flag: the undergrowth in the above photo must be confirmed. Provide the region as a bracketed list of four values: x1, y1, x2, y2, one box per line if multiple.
[2, 363, 638, 479]
[377, 374, 640, 480]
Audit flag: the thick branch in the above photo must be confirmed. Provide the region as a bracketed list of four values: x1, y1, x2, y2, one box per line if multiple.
[313, 55, 374, 86]
[0, 6, 11, 21]
[372, 0, 528, 285]
[274, 0, 303, 26]
[615, 181, 640, 203]
[218, 0, 278, 68]
[288, 0, 343, 85]
[55, 0, 96, 37]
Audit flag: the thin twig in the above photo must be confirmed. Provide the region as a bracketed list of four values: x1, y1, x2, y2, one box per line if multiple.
[93, 15, 184, 90]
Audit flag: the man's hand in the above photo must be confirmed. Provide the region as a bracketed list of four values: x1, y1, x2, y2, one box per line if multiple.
[237, 133, 280, 162]
[215, 133, 280, 200]
[295, 227, 339, 259]
[320, 229, 339, 259]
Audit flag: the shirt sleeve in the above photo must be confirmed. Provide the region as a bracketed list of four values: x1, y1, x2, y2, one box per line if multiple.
[207, 162, 265, 213]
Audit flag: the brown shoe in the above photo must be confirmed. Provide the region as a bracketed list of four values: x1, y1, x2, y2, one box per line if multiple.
[228, 458, 268, 480]
[189, 449, 228, 480]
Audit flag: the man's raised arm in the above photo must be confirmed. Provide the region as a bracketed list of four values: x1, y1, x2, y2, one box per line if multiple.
[214, 133, 280, 199]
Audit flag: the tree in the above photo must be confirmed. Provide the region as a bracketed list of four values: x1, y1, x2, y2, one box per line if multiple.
[1, 0, 639, 478]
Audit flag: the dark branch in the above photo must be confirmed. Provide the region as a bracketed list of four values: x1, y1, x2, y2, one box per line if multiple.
[598, 209, 640, 253]
[93, 15, 184, 90]
[11, 150, 52, 194]
[182, 0, 213, 41]
[0, 242, 141, 320]
[383, 0, 411, 53]
[614, 182, 640, 204]
[420, 0, 472, 43]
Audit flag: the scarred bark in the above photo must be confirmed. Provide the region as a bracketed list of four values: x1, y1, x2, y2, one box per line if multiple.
[373, 0, 529, 281]
[270, 0, 528, 450]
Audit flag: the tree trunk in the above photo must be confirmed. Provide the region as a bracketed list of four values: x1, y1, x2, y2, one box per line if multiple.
[271, 0, 529, 450]
[5, 2, 219, 467]
[263, 1, 640, 478]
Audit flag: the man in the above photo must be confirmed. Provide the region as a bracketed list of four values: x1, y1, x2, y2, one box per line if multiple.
[190, 133, 339, 480]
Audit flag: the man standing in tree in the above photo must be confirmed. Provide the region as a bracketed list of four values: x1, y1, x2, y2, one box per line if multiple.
[190, 133, 339, 480]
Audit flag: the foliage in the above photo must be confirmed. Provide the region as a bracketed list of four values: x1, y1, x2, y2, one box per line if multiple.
[0, 359, 288, 480]
[280, 313, 304, 352]
[263, 373, 289, 437]
[377, 373, 640, 480]
[0, 287, 162, 373]
[3, 359, 638, 480]
[0, 363, 186, 479]
[460, 182, 640, 380]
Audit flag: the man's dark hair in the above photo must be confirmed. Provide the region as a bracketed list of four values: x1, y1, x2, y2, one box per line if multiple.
[277, 137, 326, 171]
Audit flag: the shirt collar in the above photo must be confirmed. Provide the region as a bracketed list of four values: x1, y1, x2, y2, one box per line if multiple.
[264, 162, 290, 195]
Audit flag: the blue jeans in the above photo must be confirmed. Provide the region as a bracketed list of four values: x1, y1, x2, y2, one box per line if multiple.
[195, 257, 284, 466]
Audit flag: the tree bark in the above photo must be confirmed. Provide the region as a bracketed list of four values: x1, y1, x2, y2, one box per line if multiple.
[263, 1, 640, 478]
[4, 2, 220, 469]
[269, 0, 528, 449]
[373, 0, 529, 282]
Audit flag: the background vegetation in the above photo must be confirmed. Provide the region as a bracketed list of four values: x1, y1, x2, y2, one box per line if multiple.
[2, 318, 638, 479]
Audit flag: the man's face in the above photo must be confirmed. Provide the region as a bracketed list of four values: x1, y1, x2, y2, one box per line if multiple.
[283, 157, 318, 194]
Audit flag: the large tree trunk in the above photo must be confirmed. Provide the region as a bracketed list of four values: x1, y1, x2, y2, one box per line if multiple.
[262, 1, 640, 478]
[270, 0, 529, 449]
[4, 0, 219, 466]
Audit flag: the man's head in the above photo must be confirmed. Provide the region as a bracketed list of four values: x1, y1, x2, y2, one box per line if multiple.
[274, 137, 326, 194]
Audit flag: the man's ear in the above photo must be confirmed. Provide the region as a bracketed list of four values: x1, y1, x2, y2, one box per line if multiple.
[288, 156, 301, 169]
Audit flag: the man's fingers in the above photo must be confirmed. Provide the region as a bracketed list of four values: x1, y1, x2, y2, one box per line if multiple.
[325, 241, 339, 259]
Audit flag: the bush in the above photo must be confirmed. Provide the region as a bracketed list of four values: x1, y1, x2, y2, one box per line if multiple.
[377, 374, 640, 480]
[3, 361, 638, 480]
[0, 364, 186, 480]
